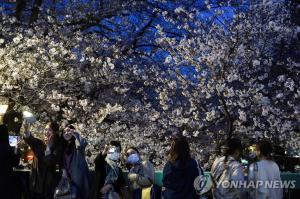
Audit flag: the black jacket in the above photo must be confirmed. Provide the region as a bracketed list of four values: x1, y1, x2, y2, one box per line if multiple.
[0, 124, 21, 199]
[162, 158, 199, 199]
[24, 134, 63, 196]
[0, 144, 21, 199]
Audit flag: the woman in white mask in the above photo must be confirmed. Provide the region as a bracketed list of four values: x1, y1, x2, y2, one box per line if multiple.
[89, 141, 125, 199]
[125, 147, 155, 199]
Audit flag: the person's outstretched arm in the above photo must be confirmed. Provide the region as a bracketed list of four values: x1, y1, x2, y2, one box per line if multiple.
[129, 161, 154, 187]
[23, 129, 45, 160]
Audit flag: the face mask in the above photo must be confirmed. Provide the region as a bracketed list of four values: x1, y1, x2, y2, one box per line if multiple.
[107, 152, 120, 161]
[107, 147, 120, 161]
[249, 152, 257, 159]
[127, 153, 140, 164]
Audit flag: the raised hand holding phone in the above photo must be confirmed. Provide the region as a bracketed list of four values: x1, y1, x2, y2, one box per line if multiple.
[23, 111, 36, 124]
[9, 136, 19, 147]
[23, 122, 31, 138]
[9, 135, 20, 154]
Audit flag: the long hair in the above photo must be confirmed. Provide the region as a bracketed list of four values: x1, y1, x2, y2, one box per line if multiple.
[49, 121, 60, 135]
[168, 136, 191, 164]
[47, 121, 61, 147]
[64, 125, 76, 155]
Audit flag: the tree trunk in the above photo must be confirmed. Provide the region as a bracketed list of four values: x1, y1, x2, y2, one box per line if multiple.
[218, 92, 233, 139]
[15, 0, 26, 21]
[29, 0, 43, 24]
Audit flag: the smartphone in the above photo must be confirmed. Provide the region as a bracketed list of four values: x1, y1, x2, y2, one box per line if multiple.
[241, 159, 248, 163]
[9, 136, 19, 147]
[23, 111, 36, 124]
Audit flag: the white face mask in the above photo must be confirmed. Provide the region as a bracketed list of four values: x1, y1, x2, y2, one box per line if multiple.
[107, 152, 120, 161]
[107, 147, 120, 161]
[127, 153, 140, 164]
[249, 152, 257, 159]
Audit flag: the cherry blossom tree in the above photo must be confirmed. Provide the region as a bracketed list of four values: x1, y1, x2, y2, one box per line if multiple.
[0, 0, 299, 168]
[156, 0, 300, 160]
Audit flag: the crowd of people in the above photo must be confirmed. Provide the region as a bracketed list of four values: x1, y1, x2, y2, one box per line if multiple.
[0, 121, 284, 199]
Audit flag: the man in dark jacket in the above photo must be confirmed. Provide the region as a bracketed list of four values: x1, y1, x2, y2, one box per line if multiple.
[0, 124, 21, 199]
[23, 121, 63, 199]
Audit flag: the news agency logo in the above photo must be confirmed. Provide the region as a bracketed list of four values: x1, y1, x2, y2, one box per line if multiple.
[194, 177, 296, 194]
[216, 180, 296, 189]
[194, 175, 213, 195]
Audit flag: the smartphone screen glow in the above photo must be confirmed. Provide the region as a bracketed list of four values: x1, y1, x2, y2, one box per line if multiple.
[9, 136, 19, 147]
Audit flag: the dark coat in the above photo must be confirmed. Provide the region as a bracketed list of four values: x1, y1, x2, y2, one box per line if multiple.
[24, 134, 63, 197]
[88, 153, 124, 199]
[162, 158, 199, 199]
[0, 124, 21, 199]
[0, 144, 21, 199]
[62, 132, 90, 199]
[0, 143, 21, 199]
